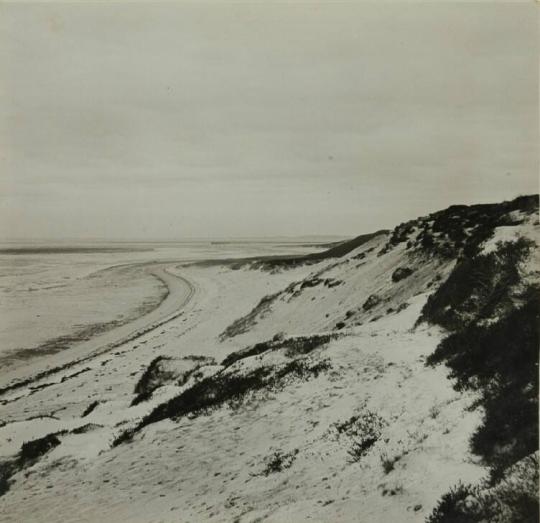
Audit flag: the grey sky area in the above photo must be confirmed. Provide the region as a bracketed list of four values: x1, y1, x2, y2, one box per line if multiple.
[0, 1, 537, 241]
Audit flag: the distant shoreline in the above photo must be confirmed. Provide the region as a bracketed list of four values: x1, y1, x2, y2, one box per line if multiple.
[0, 247, 154, 255]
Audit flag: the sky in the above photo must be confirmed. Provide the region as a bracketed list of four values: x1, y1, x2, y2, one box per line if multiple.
[0, 1, 537, 241]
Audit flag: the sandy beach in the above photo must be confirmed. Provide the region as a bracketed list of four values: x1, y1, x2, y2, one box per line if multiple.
[0, 241, 323, 388]
[0, 198, 538, 522]
[2, 197, 537, 522]
[0, 263, 193, 393]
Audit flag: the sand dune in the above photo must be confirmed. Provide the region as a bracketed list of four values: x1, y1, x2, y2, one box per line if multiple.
[0, 196, 538, 522]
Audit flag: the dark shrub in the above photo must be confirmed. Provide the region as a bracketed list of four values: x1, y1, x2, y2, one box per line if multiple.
[428, 195, 538, 259]
[348, 437, 378, 462]
[20, 434, 61, 465]
[423, 229, 538, 522]
[133, 356, 172, 396]
[427, 457, 539, 523]
[378, 194, 538, 259]
[333, 411, 386, 462]
[391, 267, 414, 282]
[70, 423, 101, 435]
[81, 400, 100, 418]
[272, 332, 285, 342]
[301, 277, 323, 289]
[426, 483, 486, 523]
[0, 432, 64, 497]
[363, 294, 381, 311]
[395, 302, 409, 313]
[380, 452, 400, 475]
[221, 341, 274, 367]
[126, 367, 273, 439]
[222, 334, 336, 367]
[420, 238, 533, 330]
[131, 355, 215, 406]
[421, 233, 435, 249]
[261, 449, 298, 475]
[0, 461, 15, 497]
[325, 278, 343, 288]
[427, 292, 538, 474]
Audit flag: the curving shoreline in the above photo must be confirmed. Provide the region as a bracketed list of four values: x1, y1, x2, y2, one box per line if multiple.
[0, 262, 196, 396]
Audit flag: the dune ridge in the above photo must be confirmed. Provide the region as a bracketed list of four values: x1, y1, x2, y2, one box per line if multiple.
[0, 195, 537, 522]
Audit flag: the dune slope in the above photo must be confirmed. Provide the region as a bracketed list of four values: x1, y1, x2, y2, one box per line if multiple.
[0, 195, 537, 523]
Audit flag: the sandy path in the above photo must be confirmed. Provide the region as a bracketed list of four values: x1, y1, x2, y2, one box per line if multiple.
[0, 262, 196, 395]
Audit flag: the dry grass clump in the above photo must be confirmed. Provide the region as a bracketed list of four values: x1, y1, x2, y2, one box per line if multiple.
[331, 410, 386, 463]
[261, 449, 299, 476]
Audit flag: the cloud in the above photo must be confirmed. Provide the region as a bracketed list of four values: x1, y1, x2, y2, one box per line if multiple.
[0, 1, 537, 239]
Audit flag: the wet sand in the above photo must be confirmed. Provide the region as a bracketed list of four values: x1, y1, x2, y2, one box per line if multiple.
[0, 262, 195, 393]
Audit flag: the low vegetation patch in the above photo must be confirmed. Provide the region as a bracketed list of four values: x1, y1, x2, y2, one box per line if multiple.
[70, 423, 102, 435]
[379, 451, 401, 474]
[114, 356, 332, 446]
[391, 267, 414, 282]
[0, 433, 63, 497]
[425, 292, 538, 520]
[221, 333, 337, 367]
[427, 482, 484, 523]
[81, 400, 100, 417]
[261, 449, 298, 476]
[422, 232, 538, 520]
[362, 294, 381, 311]
[331, 410, 386, 463]
[378, 194, 538, 259]
[419, 238, 533, 330]
[19, 434, 61, 465]
[134, 356, 174, 397]
[427, 455, 539, 523]
[427, 290, 539, 474]
[131, 355, 216, 406]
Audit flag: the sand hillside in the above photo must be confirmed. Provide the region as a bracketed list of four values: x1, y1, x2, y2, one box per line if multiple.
[0, 195, 538, 522]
